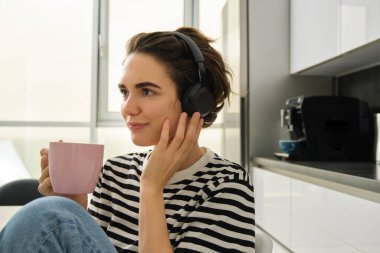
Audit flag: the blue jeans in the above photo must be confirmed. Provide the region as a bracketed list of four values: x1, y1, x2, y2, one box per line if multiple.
[0, 196, 117, 253]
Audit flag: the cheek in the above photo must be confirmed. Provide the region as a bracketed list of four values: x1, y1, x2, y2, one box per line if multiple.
[150, 99, 182, 139]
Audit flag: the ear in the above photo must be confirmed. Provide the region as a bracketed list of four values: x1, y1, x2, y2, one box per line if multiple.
[181, 83, 214, 117]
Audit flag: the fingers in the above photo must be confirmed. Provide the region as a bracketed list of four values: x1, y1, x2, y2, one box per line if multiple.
[40, 139, 61, 171]
[170, 112, 188, 150]
[38, 176, 53, 196]
[40, 147, 48, 156]
[38, 166, 52, 195]
[39, 165, 49, 183]
[39, 146, 52, 196]
[178, 112, 202, 151]
[167, 112, 201, 155]
[156, 112, 202, 154]
[40, 153, 49, 171]
[194, 116, 204, 143]
[157, 118, 170, 148]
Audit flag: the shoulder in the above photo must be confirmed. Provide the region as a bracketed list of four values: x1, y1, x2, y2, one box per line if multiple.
[205, 151, 251, 185]
[200, 151, 254, 198]
[102, 151, 150, 176]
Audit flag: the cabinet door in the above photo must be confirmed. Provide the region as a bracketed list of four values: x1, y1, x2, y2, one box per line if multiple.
[253, 167, 291, 248]
[290, 0, 340, 73]
[341, 0, 380, 52]
[291, 178, 380, 253]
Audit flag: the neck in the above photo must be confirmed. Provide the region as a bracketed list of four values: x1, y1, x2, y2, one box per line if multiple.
[178, 143, 206, 171]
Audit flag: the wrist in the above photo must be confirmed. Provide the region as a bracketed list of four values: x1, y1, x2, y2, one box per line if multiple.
[140, 173, 164, 192]
[140, 180, 163, 196]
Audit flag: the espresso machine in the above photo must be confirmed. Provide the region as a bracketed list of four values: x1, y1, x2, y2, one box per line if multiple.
[279, 96, 373, 161]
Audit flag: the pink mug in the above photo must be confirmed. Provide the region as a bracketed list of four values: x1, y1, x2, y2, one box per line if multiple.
[49, 142, 104, 194]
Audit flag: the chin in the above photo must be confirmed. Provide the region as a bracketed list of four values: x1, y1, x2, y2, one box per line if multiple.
[131, 136, 157, 147]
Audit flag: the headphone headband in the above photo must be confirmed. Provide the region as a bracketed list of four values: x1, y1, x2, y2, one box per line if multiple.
[173, 31, 206, 84]
[173, 31, 214, 117]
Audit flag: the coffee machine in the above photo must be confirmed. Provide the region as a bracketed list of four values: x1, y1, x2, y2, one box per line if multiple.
[280, 96, 373, 161]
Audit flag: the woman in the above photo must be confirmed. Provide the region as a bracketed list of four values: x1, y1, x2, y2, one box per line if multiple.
[0, 27, 255, 252]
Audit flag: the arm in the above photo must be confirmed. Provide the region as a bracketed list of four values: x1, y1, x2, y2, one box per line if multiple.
[139, 186, 172, 253]
[139, 112, 203, 253]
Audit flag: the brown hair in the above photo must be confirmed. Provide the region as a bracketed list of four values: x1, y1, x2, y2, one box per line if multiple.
[125, 27, 232, 128]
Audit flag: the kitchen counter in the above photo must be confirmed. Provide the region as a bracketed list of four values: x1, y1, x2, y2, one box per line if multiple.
[253, 157, 380, 203]
[254, 158, 380, 252]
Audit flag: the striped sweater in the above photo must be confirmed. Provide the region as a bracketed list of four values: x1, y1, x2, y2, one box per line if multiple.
[88, 149, 255, 252]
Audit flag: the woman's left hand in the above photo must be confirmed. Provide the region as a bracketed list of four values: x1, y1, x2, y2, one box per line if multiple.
[140, 112, 203, 193]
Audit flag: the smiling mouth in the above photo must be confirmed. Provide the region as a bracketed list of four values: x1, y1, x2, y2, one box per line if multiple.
[127, 122, 149, 131]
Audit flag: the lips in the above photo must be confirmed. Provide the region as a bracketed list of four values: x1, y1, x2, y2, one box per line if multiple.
[127, 122, 149, 131]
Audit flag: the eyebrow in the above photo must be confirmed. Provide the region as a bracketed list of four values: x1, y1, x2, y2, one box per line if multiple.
[118, 82, 161, 90]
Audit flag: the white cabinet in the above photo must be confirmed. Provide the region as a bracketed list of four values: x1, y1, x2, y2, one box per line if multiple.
[253, 167, 291, 248]
[254, 167, 380, 252]
[291, 177, 380, 253]
[290, 0, 340, 73]
[291, 0, 380, 76]
[341, 0, 380, 52]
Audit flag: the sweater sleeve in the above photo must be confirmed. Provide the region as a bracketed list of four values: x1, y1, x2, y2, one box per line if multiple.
[174, 177, 255, 253]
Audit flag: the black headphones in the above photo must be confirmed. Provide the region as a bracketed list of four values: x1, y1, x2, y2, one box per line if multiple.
[173, 31, 215, 117]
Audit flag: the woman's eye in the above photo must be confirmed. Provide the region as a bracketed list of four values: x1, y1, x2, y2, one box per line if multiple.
[120, 89, 129, 98]
[142, 89, 154, 96]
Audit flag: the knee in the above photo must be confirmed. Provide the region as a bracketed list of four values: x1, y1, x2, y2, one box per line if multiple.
[1, 197, 85, 237]
[28, 196, 80, 211]
[11, 196, 83, 226]
[28, 196, 82, 212]
[0, 197, 89, 251]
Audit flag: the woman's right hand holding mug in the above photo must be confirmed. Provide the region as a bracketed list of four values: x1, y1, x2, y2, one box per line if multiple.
[38, 146, 89, 209]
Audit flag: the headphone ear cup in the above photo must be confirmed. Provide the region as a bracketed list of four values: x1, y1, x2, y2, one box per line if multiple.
[182, 82, 214, 117]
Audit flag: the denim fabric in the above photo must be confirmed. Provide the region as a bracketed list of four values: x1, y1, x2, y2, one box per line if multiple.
[0, 196, 117, 253]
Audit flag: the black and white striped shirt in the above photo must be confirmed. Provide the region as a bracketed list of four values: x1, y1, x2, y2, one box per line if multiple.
[88, 149, 255, 252]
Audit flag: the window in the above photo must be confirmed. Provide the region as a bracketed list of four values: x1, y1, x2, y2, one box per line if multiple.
[0, 0, 94, 179]
[0, 0, 246, 181]
[0, 0, 94, 122]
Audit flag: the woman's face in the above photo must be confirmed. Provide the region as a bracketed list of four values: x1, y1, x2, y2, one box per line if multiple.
[119, 53, 182, 146]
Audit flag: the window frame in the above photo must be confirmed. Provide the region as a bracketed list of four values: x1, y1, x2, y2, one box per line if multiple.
[0, 0, 249, 168]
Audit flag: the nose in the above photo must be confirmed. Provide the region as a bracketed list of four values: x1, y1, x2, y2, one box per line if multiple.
[121, 95, 140, 118]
